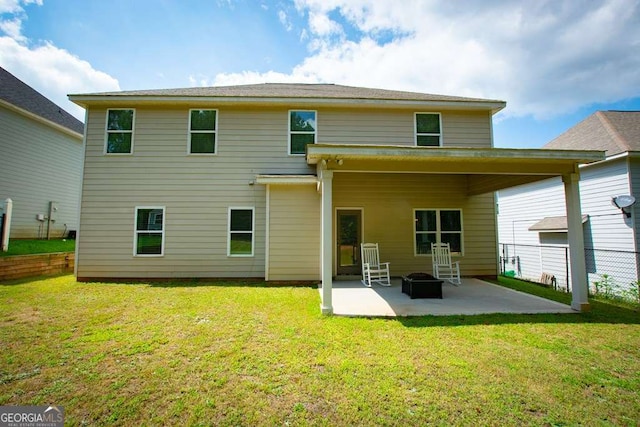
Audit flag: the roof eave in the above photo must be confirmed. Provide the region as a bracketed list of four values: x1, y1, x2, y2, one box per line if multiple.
[1, 99, 83, 140]
[68, 94, 506, 113]
[306, 144, 605, 165]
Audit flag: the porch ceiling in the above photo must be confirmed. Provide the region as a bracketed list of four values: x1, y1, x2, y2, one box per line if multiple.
[306, 144, 605, 195]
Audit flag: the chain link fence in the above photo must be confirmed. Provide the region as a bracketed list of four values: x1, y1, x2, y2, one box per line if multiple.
[499, 243, 640, 303]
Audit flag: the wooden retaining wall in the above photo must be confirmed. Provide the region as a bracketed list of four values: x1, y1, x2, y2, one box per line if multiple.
[0, 252, 74, 281]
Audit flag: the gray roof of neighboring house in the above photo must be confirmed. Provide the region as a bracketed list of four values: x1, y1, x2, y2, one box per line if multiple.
[72, 82, 505, 106]
[544, 111, 640, 157]
[0, 66, 84, 135]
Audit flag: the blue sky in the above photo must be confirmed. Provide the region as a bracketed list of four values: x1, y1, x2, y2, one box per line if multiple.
[1, 0, 639, 148]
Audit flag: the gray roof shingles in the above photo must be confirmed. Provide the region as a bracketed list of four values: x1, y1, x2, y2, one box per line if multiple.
[0, 66, 84, 135]
[544, 111, 640, 156]
[74, 82, 504, 105]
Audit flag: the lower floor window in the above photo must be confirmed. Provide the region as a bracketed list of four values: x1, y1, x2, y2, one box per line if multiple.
[228, 207, 254, 256]
[414, 209, 462, 255]
[135, 206, 165, 256]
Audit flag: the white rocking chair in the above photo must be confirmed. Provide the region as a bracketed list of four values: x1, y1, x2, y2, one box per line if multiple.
[361, 243, 391, 287]
[431, 242, 461, 286]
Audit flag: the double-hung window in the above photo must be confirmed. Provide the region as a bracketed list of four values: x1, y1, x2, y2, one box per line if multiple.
[415, 113, 441, 147]
[134, 206, 165, 256]
[414, 209, 462, 255]
[228, 208, 254, 256]
[189, 109, 217, 154]
[106, 109, 135, 154]
[289, 110, 316, 155]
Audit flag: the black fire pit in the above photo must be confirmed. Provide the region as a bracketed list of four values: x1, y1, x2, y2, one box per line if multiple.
[401, 273, 444, 299]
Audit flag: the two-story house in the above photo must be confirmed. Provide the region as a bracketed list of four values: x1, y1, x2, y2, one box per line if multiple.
[69, 83, 602, 314]
[1, 66, 84, 239]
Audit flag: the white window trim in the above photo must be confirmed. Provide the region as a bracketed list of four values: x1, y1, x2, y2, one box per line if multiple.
[413, 208, 463, 256]
[288, 109, 317, 156]
[105, 108, 135, 155]
[414, 112, 442, 147]
[187, 108, 218, 155]
[228, 207, 255, 257]
[134, 206, 165, 257]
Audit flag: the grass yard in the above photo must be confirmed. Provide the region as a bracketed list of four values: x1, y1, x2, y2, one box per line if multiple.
[0, 239, 75, 257]
[1, 275, 639, 426]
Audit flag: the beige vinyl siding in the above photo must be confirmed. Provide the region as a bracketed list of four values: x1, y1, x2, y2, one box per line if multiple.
[78, 105, 496, 279]
[0, 106, 82, 238]
[78, 107, 315, 278]
[268, 185, 320, 280]
[318, 109, 492, 148]
[332, 172, 497, 277]
[441, 111, 493, 148]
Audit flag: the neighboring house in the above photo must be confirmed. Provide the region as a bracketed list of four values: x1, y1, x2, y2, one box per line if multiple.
[69, 84, 602, 314]
[0, 67, 84, 239]
[498, 111, 640, 295]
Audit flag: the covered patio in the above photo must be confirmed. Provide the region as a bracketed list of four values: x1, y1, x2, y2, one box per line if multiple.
[306, 144, 605, 315]
[324, 278, 574, 317]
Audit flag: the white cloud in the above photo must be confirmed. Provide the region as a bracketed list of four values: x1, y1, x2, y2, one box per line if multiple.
[278, 9, 292, 31]
[307, 11, 343, 36]
[0, 0, 41, 40]
[0, 0, 119, 121]
[212, 70, 319, 86]
[0, 37, 120, 120]
[0, 17, 23, 40]
[0, 0, 42, 14]
[215, 0, 640, 119]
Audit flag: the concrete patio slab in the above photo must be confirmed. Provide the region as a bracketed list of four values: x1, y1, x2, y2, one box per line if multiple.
[324, 278, 574, 317]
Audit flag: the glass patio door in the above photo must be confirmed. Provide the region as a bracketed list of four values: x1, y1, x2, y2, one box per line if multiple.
[337, 210, 362, 275]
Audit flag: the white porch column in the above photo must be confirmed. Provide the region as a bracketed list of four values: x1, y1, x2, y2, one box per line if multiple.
[320, 169, 334, 315]
[563, 172, 590, 311]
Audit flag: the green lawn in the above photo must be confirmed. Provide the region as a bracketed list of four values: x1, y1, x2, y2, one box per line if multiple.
[1, 275, 639, 426]
[0, 239, 75, 257]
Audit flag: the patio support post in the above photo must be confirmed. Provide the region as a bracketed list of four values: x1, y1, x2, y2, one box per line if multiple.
[563, 171, 590, 311]
[320, 169, 334, 315]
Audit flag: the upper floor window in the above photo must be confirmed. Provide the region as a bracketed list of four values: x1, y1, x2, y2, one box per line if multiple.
[289, 110, 316, 155]
[415, 113, 441, 147]
[414, 209, 462, 255]
[135, 206, 165, 256]
[106, 109, 135, 154]
[189, 109, 217, 154]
